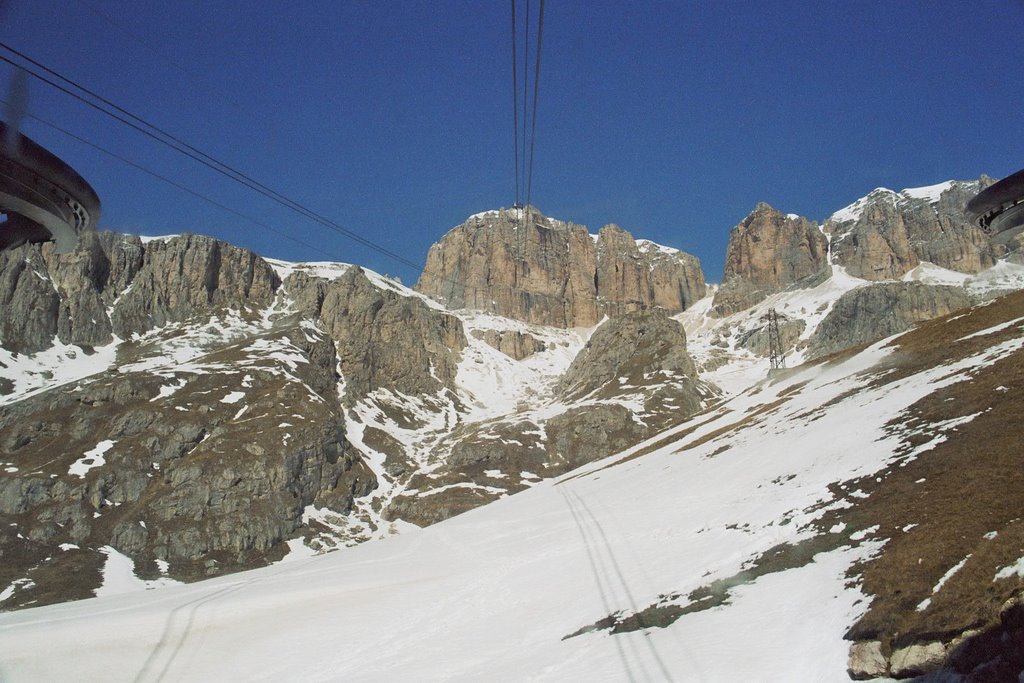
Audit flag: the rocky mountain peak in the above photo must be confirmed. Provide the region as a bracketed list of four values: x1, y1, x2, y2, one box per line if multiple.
[825, 177, 1001, 280]
[711, 203, 830, 316]
[415, 207, 706, 327]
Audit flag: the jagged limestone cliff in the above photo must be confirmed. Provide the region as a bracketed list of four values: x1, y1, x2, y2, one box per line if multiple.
[712, 203, 831, 316]
[0, 232, 280, 353]
[826, 179, 1001, 280]
[415, 208, 706, 327]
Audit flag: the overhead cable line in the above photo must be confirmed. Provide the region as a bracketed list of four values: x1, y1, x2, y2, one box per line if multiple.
[510, 0, 545, 213]
[521, 0, 530, 207]
[511, 0, 520, 208]
[0, 42, 424, 274]
[2, 100, 335, 261]
[526, 0, 544, 210]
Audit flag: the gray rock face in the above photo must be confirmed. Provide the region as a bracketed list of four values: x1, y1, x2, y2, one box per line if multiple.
[545, 403, 644, 471]
[0, 323, 376, 603]
[595, 225, 707, 317]
[43, 231, 146, 349]
[0, 232, 278, 353]
[638, 240, 707, 314]
[288, 267, 467, 403]
[807, 282, 972, 360]
[415, 209, 706, 328]
[889, 641, 946, 678]
[712, 203, 831, 316]
[558, 308, 697, 400]
[827, 179, 1000, 280]
[0, 245, 60, 353]
[846, 640, 888, 680]
[109, 233, 280, 337]
[471, 329, 545, 360]
[829, 190, 919, 280]
[48, 233, 116, 348]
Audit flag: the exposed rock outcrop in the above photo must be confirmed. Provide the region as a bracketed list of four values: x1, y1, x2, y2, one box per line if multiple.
[712, 204, 831, 316]
[471, 329, 545, 360]
[806, 282, 972, 360]
[557, 308, 697, 400]
[826, 179, 1000, 280]
[638, 239, 707, 314]
[110, 234, 280, 337]
[847, 640, 888, 680]
[889, 641, 947, 678]
[0, 245, 60, 353]
[0, 232, 278, 353]
[288, 267, 467, 403]
[0, 324, 375, 607]
[415, 208, 706, 327]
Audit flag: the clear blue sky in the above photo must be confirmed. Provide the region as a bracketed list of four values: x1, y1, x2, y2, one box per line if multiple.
[2, 0, 1022, 282]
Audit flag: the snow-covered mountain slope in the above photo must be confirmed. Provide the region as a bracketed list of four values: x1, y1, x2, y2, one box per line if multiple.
[4, 287, 1024, 681]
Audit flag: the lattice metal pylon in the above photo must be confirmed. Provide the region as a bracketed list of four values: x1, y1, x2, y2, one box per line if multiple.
[768, 308, 786, 371]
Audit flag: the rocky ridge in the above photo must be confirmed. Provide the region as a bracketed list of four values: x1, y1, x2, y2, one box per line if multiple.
[826, 179, 1001, 280]
[710, 178, 1004, 319]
